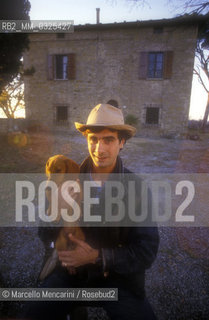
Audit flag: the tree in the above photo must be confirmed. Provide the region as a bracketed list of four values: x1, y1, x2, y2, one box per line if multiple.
[125, 0, 209, 14]
[0, 75, 25, 118]
[195, 50, 209, 131]
[169, 0, 209, 15]
[195, 17, 209, 130]
[169, 2, 209, 130]
[0, 0, 31, 94]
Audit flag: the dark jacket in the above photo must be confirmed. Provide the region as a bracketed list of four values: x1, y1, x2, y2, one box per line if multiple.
[39, 156, 159, 297]
[78, 156, 159, 298]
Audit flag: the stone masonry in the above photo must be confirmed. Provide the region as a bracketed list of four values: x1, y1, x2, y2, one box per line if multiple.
[23, 16, 204, 136]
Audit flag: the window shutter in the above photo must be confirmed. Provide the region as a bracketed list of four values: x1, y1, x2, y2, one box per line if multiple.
[139, 52, 148, 79]
[163, 51, 173, 79]
[68, 53, 76, 80]
[47, 54, 54, 80]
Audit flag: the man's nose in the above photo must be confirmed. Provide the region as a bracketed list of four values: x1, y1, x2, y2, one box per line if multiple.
[95, 140, 105, 153]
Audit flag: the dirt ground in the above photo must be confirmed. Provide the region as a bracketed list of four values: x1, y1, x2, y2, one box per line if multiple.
[0, 130, 209, 319]
[0, 130, 208, 173]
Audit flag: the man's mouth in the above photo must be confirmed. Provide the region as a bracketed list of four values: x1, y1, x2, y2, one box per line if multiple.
[94, 155, 107, 161]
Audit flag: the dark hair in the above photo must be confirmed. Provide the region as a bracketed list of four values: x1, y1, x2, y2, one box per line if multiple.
[82, 126, 130, 142]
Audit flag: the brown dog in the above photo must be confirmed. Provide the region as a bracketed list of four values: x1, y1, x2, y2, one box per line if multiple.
[45, 154, 85, 250]
[46, 154, 80, 186]
[39, 155, 85, 281]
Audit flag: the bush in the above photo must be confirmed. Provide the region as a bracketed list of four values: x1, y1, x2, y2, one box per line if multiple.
[125, 114, 138, 126]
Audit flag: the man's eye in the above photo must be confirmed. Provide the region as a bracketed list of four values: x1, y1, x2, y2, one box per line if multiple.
[90, 137, 97, 143]
[104, 138, 114, 143]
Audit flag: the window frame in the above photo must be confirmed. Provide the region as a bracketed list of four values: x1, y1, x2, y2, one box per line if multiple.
[145, 107, 160, 125]
[55, 105, 69, 125]
[47, 53, 76, 81]
[138, 51, 173, 80]
[147, 52, 164, 79]
[55, 54, 68, 80]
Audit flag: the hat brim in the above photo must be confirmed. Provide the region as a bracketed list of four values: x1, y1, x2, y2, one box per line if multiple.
[75, 122, 136, 139]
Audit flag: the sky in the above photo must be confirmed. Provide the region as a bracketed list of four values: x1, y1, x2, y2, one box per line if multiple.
[29, 0, 176, 24]
[4, 0, 209, 120]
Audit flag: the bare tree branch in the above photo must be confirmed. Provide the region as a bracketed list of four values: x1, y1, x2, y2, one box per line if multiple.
[106, 0, 151, 10]
[168, 0, 209, 15]
[194, 67, 209, 92]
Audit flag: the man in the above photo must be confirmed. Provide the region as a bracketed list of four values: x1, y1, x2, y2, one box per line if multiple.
[26, 103, 159, 320]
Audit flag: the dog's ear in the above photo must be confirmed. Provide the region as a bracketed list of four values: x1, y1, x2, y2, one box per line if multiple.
[64, 159, 80, 175]
[46, 155, 66, 175]
[45, 159, 51, 177]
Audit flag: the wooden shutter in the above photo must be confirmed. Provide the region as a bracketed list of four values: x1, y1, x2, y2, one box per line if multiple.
[138, 52, 148, 79]
[163, 51, 173, 79]
[47, 54, 54, 80]
[68, 53, 76, 80]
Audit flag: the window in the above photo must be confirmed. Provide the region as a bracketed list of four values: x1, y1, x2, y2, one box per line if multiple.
[57, 33, 65, 39]
[47, 53, 76, 80]
[153, 27, 163, 34]
[56, 106, 68, 123]
[55, 55, 68, 79]
[148, 52, 164, 78]
[146, 107, 159, 124]
[139, 51, 173, 80]
[107, 99, 119, 108]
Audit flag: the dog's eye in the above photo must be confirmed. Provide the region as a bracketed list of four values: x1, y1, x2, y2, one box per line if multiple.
[55, 168, 62, 173]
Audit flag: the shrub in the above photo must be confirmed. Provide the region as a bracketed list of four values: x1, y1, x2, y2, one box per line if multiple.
[125, 114, 138, 126]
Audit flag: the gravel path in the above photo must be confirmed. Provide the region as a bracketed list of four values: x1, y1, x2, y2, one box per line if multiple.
[0, 132, 208, 319]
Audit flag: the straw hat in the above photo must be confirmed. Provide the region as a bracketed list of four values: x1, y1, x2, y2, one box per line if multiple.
[75, 104, 136, 138]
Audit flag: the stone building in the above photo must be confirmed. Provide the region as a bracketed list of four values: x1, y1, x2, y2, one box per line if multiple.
[23, 15, 205, 136]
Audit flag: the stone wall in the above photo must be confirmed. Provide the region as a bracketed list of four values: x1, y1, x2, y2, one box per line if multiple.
[23, 21, 197, 136]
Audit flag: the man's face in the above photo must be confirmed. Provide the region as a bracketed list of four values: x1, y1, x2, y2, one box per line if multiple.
[87, 129, 125, 173]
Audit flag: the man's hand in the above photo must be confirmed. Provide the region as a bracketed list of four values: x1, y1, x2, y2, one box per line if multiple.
[58, 234, 99, 268]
